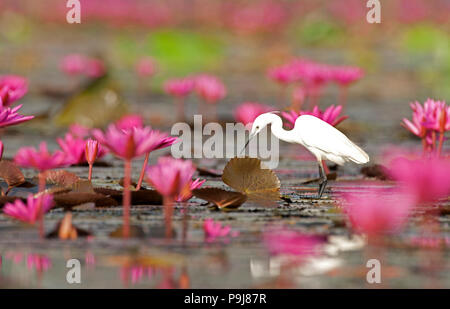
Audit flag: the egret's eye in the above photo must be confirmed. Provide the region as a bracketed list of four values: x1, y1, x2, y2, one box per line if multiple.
[256, 126, 260, 130]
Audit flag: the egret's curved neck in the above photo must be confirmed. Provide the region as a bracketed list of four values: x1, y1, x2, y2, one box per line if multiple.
[268, 115, 297, 143]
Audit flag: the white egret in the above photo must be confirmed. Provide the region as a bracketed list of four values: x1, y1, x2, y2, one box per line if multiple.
[244, 112, 369, 198]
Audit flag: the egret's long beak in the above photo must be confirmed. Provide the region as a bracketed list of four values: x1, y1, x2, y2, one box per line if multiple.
[241, 132, 256, 155]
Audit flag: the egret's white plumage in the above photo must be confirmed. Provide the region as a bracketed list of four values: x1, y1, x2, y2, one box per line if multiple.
[247, 112, 369, 197]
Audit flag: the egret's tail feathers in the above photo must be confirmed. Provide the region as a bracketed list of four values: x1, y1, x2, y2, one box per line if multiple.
[347, 142, 370, 164]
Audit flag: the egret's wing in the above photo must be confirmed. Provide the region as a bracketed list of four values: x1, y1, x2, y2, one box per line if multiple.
[295, 115, 369, 164]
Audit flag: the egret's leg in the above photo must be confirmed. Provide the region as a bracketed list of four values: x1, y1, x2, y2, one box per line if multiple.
[317, 162, 328, 198]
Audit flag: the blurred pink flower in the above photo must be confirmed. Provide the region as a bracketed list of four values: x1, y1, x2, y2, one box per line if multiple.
[164, 77, 195, 97]
[115, 114, 143, 131]
[226, 0, 288, 34]
[60, 54, 86, 76]
[387, 156, 450, 204]
[60, 54, 106, 78]
[175, 178, 206, 202]
[282, 105, 348, 128]
[14, 142, 69, 171]
[203, 218, 239, 242]
[290, 59, 332, 87]
[135, 57, 157, 78]
[92, 125, 176, 160]
[3, 194, 54, 225]
[234, 102, 273, 125]
[69, 123, 91, 139]
[0, 75, 28, 107]
[195, 74, 226, 104]
[84, 58, 106, 78]
[267, 64, 296, 85]
[342, 189, 413, 236]
[263, 228, 324, 257]
[0, 104, 34, 128]
[146, 157, 195, 199]
[331, 66, 364, 87]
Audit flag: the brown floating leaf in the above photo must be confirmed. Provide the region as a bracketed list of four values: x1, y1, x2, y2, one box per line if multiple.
[361, 164, 391, 180]
[70, 180, 96, 193]
[109, 225, 146, 238]
[53, 192, 108, 209]
[42, 170, 80, 187]
[192, 188, 247, 210]
[222, 157, 280, 200]
[93, 187, 163, 205]
[0, 161, 25, 191]
[47, 212, 91, 239]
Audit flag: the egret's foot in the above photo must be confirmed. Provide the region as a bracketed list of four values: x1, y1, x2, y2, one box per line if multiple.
[318, 179, 328, 198]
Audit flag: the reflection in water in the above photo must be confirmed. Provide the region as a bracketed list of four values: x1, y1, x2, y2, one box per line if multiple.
[85, 251, 96, 268]
[26, 254, 52, 273]
[119, 265, 190, 289]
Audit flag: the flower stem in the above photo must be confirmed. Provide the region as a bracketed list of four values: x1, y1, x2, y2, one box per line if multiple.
[136, 153, 149, 191]
[38, 173, 46, 239]
[437, 132, 445, 157]
[88, 164, 93, 181]
[163, 196, 174, 239]
[176, 97, 185, 122]
[339, 86, 348, 110]
[123, 160, 132, 238]
[422, 138, 427, 156]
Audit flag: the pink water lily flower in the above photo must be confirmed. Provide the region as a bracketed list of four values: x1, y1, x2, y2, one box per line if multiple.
[164, 77, 195, 98]
[84, 58, 106, 78]
[68, 123, 91, 139]
[60, 54, 106, 78]
[85, 139, 99, 181]
[195, 74, 226, 104]
[147, 157, 197, 238]
[175, 178, 206, 202]
[94, 124, 177, 191]
[402, 99, 448, 155]
[135, 57, 157, 78]
[0, 75, 28, 107]
[387, 156, 450, 204]
[14, 142, 70, 172]
[61, 54, 86, 76]
[234, 102, 273, 126]
[203, 218, 239, 242]
[331, 66, 364, 87]
[0, 104, 34, 128]
[93, 126, 177, 238]
[282, 105, 347, 128]
[57, 133, 106, 165]
[342, 189, 413, 236]
[115, 114, 144, 131]
[92, 125, 175, 160]
[164, 77, 196, 122]
[263, 228, 324, 258]
[267, 64, 296, 85]
[3, 194, 54, 225]
[146, 157, 195, 199]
